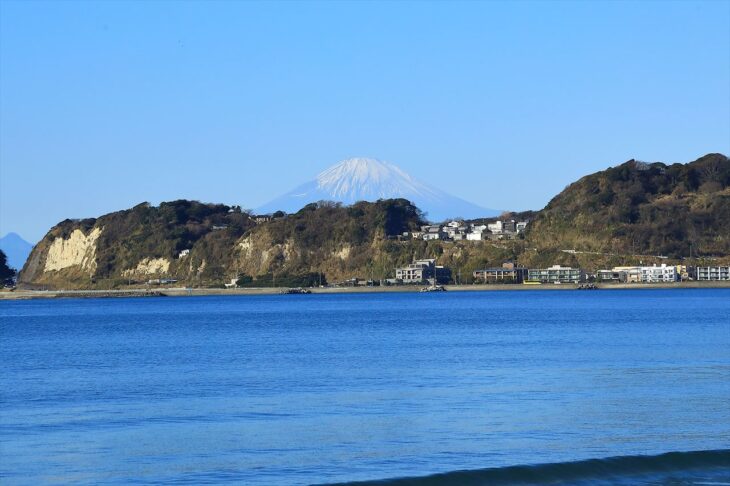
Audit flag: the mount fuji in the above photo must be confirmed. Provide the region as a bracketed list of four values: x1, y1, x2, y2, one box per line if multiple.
[256, 157, 500, 221]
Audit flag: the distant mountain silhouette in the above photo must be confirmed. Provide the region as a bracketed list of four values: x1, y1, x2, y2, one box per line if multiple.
[256, 157, 500, 221]
[0, 232, 34, 271]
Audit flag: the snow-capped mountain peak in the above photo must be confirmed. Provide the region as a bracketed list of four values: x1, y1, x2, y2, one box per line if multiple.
[256, 157, 499, 221]
[315, 157, 436, 201]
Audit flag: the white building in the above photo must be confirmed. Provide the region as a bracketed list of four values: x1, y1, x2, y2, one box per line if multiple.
[423, 231, 444, 241]
[178, 249, 190, 259]
[466, 231, 485, 241]
[422, 225, 445, 241]
[444, 224, 468, 240]
[487, 221, 503, 234]
[639, 264, 677, 283]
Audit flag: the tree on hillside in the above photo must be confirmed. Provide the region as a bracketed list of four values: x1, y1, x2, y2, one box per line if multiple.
[0, 249, 17, 287]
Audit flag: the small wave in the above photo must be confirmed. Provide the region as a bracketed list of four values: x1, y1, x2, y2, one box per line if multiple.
[325, 449, 730, 485]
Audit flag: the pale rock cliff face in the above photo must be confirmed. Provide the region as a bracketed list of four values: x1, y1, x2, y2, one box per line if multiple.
[335, 245, 351, 260]
[122, 257, 171, 277]
[44, 228, 102, 273]
[236, 234, 300, 276]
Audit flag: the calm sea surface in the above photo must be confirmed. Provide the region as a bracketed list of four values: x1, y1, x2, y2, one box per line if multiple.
[1, 289, 729, 485]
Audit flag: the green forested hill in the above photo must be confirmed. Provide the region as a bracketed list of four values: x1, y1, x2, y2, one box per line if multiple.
[19, 199, 434, 288]
[18, 154, 730, 289]
[20, 200, 255, 288]
[527, 153, 730, 258]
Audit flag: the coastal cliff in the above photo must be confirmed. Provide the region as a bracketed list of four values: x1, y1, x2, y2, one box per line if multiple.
[20, 201, 254, 288]
[19, 154, 730, 289]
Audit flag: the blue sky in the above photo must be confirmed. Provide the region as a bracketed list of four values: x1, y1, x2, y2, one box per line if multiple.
[1, 0, 729, 242]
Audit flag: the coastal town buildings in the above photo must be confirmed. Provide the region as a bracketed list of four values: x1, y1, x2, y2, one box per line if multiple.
[473, 262, 528, 283]
[597, 265, 678, 283]
[466, 230, 485, 241]
[443, 221, 469, 240]
[412, 219, 529, 242]
[694, 266, 730, 281]
[639, 264, 677, 283]
[421, 225, 446, 241]
[527, 265, 585, 284]
[612, 266, 642, 283]
[395, 259, 451, 284]
[597, 269, 623, 282]
[487, 221, 503, 234]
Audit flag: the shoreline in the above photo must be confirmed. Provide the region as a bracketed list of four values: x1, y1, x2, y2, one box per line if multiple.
[2, 281, 730, 300]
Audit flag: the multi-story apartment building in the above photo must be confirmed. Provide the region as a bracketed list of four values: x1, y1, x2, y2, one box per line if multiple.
[694, 266, 730, 281]
[395, 259, 451, 284]
[473, 262, 528, 283]
[527, 265, 585, 284]
[639, 264, 677, 283]
[598, 265, 676, 283]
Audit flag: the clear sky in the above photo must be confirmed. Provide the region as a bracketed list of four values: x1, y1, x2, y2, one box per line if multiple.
[1, 0, 729, 242]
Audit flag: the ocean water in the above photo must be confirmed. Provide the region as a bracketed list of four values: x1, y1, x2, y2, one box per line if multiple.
[1, 289, 729, 485]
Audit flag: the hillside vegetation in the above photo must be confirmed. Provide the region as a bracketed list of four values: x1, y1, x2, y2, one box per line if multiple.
[0, 250, 16, 286]
[528, 153, 730, 258]
[21, 201, 255, 288]
[19, 153, 730, 289]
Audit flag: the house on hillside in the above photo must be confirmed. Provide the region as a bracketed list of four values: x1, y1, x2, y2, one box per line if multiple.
[421, 225, 446, 241]
[487, 221, 503, 234]
[485, 219, 528, 237]
[444, 223, 468, 240]
[466, 230, 485, 241]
